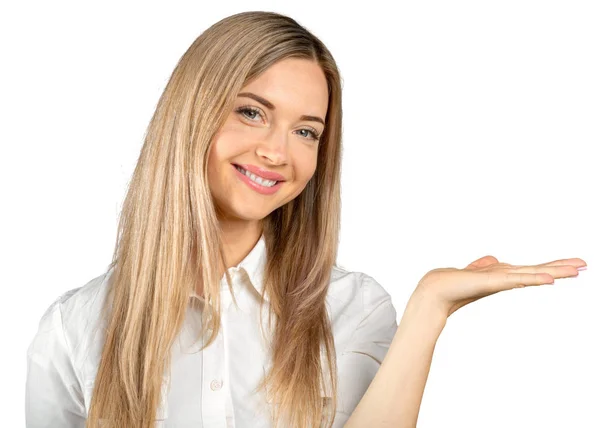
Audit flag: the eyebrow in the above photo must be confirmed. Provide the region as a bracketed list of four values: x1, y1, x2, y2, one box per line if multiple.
[237, 92, 325, 126]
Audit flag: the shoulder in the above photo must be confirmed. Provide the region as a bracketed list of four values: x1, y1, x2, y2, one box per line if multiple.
[30, 269, 113, 377]
[33, 269, 111, 331]
[56, 269, 113, 328]
[327, 266, 397, 351]
[329, 265, 394, 310]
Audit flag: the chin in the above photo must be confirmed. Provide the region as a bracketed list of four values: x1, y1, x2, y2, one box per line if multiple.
[221, 201, 276, 222]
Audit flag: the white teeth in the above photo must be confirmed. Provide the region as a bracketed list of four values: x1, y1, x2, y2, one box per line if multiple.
[236, 166, 277, 187]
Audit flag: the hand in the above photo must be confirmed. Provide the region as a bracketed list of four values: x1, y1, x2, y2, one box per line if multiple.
[414, 255, 587, 318]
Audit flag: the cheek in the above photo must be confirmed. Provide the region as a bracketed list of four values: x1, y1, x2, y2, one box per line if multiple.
[207, 135, 233, 191]
[296, 150, 318, 183]
[207, 139, 220, 180]
[285, 160, 317, 203]
[208, 131, 240, 170]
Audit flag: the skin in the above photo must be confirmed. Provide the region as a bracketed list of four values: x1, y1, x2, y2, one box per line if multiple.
[207, 57, 329, 271]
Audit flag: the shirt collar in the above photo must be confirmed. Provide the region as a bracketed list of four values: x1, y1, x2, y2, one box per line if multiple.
[190, 234, 268, 302]
[236, 233, 267, 301]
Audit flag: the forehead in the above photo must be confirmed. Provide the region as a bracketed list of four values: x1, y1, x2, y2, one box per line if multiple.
[241, 58, 329, 119]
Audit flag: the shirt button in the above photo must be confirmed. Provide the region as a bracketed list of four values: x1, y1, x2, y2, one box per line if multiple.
[210, 379, 223, 391]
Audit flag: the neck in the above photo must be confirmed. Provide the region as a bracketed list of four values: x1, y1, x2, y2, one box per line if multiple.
[221, 222, 262, 269]
[219, 219, 263, 270]
[194, 215, 263, 298]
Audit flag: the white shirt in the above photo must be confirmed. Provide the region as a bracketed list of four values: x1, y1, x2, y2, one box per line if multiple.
[26, 236, 398, 427]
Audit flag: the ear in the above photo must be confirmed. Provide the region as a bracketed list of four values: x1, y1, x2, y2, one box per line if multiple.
[465, 255, 499, 270]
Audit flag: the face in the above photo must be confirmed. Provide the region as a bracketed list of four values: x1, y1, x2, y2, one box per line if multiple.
[208, 58, 329, 224]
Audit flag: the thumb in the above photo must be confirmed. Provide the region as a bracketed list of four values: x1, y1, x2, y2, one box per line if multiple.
[465, 255, 499, 270]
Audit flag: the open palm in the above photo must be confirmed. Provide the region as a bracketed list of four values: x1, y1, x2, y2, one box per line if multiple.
[416, 255, 587, 317]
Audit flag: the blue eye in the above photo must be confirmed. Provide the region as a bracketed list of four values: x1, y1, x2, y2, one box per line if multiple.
[296, 128, 321, 141]
[235, 105, 321, 141]
[236, 106, 263, 121]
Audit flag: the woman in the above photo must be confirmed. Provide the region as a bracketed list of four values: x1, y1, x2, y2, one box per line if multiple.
[25, 11, 586, 428]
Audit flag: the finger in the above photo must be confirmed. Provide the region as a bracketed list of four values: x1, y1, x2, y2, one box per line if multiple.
[502, 272, 556, 289]
[540, 258, 587, 268]
[510, 264, 579, 278]
[523, 258, 587, 268]
[465, 255, 499, 270]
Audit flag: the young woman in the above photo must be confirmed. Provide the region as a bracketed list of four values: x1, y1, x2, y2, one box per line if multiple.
[25, 11, 586, 428]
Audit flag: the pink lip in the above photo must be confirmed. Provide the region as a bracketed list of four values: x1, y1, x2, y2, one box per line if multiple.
[232, 164, 284, 195]
[233, 163, 286, 181]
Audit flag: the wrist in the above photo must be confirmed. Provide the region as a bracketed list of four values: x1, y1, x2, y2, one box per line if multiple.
[405, 289, 448, 331]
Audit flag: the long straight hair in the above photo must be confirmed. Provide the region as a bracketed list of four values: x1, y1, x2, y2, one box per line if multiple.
[86, 11, 343, 428]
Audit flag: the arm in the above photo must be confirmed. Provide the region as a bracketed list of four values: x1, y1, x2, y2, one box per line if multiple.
[344, 291, 447, 428]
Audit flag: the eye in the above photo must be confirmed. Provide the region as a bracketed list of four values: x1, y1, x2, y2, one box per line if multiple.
[235, 105, 321, 141]
[295, 128, 321, 141]
[235, 106, 264, 122]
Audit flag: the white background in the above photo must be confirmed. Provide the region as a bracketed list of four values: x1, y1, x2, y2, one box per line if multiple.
[1, 1, 598, 427]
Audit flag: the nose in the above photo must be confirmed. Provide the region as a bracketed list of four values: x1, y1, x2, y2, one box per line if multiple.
[255, 126, 289, 165]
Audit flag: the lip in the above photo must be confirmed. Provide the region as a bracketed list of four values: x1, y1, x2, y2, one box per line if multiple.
[232, 163, 286, 181]
[232, 164, 284, 195]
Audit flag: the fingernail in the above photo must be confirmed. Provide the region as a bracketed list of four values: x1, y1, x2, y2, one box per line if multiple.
[577, 266, 587, 271]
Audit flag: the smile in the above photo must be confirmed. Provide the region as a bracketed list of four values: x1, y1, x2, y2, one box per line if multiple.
[235, 165, 278, 187]
[232, 164, 284, 195]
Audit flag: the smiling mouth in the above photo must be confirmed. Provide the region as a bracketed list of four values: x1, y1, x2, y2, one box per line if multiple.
[233, 164, 282, 187]
[232, 164, 284, 184]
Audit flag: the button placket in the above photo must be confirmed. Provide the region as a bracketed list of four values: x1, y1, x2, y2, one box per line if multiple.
[222, 269, 237, 426]
[199, 274, 233, 427]
[201, 329, 226, 426]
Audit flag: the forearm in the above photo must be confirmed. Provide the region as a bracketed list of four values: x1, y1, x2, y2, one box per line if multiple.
[345, 292, 447, 428]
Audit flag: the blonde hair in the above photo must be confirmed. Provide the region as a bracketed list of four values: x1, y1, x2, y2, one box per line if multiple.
[87, 11, 343, 428]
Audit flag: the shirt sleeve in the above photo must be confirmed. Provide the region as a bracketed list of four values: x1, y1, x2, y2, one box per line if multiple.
[331, 273, 398, 427]
[26, 299, 86, 427]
